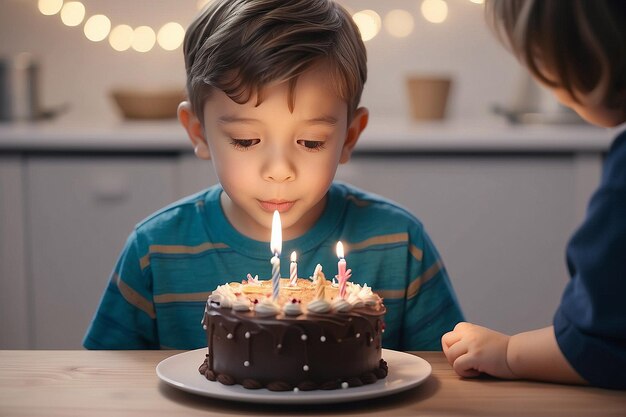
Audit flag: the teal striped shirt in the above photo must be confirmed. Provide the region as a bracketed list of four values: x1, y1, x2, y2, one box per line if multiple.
[83, 182, 463, 351]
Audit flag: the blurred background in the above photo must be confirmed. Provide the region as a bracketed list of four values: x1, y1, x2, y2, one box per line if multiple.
[0, 0, 612, 349]
[0, 0, 524, 123]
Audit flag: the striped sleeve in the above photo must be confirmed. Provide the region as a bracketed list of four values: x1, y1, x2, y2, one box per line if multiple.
[83, 230, 159, 349]
[400, 227, 464, 351]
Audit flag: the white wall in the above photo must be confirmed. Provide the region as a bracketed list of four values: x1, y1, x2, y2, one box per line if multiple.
[0, 0, 524, 123]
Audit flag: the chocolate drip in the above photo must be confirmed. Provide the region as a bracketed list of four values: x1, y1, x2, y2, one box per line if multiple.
[201, 304, 386, 390]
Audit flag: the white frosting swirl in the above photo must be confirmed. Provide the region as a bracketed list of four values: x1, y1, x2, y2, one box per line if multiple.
[347, 292, 364, 308]
[306, 299, 331, 314]
[346, 282, 379, 307]
[363, 294, 379, 306]
[231, 297, 251, 312]
[283, 301, 303, 316]
[208, 284, 237, 308]
[254, 299, 280, 317]
[331, 297, 352, 313]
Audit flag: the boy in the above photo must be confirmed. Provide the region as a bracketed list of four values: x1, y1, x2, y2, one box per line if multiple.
[442, 0, 626, 389]
[84, 0, 463, 351]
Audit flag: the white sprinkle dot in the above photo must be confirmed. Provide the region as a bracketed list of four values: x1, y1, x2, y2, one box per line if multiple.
[244, 360, 250, 367]
[303, 365, 309, 371]
[245, 331, 251, 339]
[301, 334, 308, 341]
[227, 333, 233, 339]
[356, 333, 361, 338]
[320, 336, 326, 342]
[341, 382, 349, 389]
[202, 325, 207, 330]
[293, 387, 299, 393]
[277, 344, 282, 349]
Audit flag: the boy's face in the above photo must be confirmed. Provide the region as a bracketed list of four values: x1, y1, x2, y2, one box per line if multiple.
[180, 64, 368, 241]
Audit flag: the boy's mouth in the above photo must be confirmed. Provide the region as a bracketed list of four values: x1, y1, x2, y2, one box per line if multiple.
[259, 200, 295, 213]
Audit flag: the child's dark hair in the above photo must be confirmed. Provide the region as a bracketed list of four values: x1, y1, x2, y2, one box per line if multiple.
[485, 0, 625, 113]
[183, 0, 367, 121]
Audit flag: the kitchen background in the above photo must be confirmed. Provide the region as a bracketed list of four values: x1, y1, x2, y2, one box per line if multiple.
[0, 0, 612, 349]
[0, 0, 524, 123]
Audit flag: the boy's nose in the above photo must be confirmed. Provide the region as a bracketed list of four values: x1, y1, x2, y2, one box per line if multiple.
[262, 149, 296, 183]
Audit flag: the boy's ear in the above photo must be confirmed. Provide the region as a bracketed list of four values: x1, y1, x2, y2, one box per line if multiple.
[340, 107, 369, 164]
[178, 101, 211, 160]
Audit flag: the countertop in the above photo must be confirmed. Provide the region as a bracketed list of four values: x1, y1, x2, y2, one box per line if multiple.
[0, 117, 615, 154]
[1, 350, 625, 416]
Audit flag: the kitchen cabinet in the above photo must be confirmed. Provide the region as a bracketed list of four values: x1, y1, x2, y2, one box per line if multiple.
[0, 156, 29, 348]
[23, 156, 179, 348]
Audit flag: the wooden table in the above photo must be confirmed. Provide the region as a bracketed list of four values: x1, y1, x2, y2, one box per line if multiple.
[1, 350, 624, 416]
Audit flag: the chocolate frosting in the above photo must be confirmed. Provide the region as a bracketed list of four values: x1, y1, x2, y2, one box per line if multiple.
[200, 304, 387, 391]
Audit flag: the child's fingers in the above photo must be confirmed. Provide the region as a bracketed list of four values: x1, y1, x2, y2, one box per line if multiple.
[442, 336, 467, 366]
[452, 353, 481, 378]
[441, 331, 459, 365]
[441, 330, 462, 350]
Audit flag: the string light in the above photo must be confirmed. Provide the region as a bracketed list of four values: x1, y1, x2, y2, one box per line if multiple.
[60, 1, 85, 27]
[83, 14, 111, 42]
[196, 0, 213, 10]
[352, 10, 381, 42]
[37, 0, 191, 52]
[109, 24, 134, 52]
[421, 0, 449, 24]
[384, 9, 414, 38]
[38, 0, 63, 16]
[37, 0, 474, 50]
[158, 22, 186, 51]
[131, 26, 156, 53]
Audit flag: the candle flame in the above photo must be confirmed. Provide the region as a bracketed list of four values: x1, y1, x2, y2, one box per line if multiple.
[336, 241, 344, 258]
[270, 210, 282, 255]
[290, 251, 297, 262]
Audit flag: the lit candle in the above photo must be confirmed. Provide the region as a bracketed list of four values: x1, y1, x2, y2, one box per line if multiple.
[270, 210, 282, 301]
[336, 241, 352, 298]
[289, 251, 298, 286]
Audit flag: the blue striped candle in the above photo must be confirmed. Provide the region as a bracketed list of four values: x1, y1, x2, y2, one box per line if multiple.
[270, 210, 282, 301]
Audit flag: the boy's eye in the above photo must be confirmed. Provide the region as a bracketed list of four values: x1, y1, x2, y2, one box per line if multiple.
[297, 140, 325, 151]
[230, 138, 260, 149]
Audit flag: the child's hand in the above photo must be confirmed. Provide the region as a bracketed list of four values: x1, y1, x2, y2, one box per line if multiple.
[441, 322, 517, 380]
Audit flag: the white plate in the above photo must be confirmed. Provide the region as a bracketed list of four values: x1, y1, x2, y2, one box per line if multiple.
[156, 348, 432, 404]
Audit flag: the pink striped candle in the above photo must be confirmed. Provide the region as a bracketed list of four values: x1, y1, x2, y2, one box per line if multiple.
[336, 241, 351, 298]
[289, 251, 298, 286]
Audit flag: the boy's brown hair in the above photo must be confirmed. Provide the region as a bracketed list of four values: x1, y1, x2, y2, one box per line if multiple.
[485, 0, 625, 112]
[183, 0, 367, 122]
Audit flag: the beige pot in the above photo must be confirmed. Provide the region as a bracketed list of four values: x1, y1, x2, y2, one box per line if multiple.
[406, 76, 452, 121]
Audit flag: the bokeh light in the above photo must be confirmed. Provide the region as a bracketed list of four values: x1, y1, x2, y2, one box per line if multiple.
[352, 10, 381, 42]
[157, 22, 185, 51]
[60, 1, 86, 27]
[109, 24, 134, 52]
[38, 0, 63, 16]
[132, 26, 156, 52]
[421, 0, 449, 24]
[197, 0, 212, 10]
[384, 9, 414, 38]
[84, 15, 111, 42]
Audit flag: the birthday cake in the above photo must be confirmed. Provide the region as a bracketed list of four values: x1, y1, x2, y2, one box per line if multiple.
[199, 271, 387, 391]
